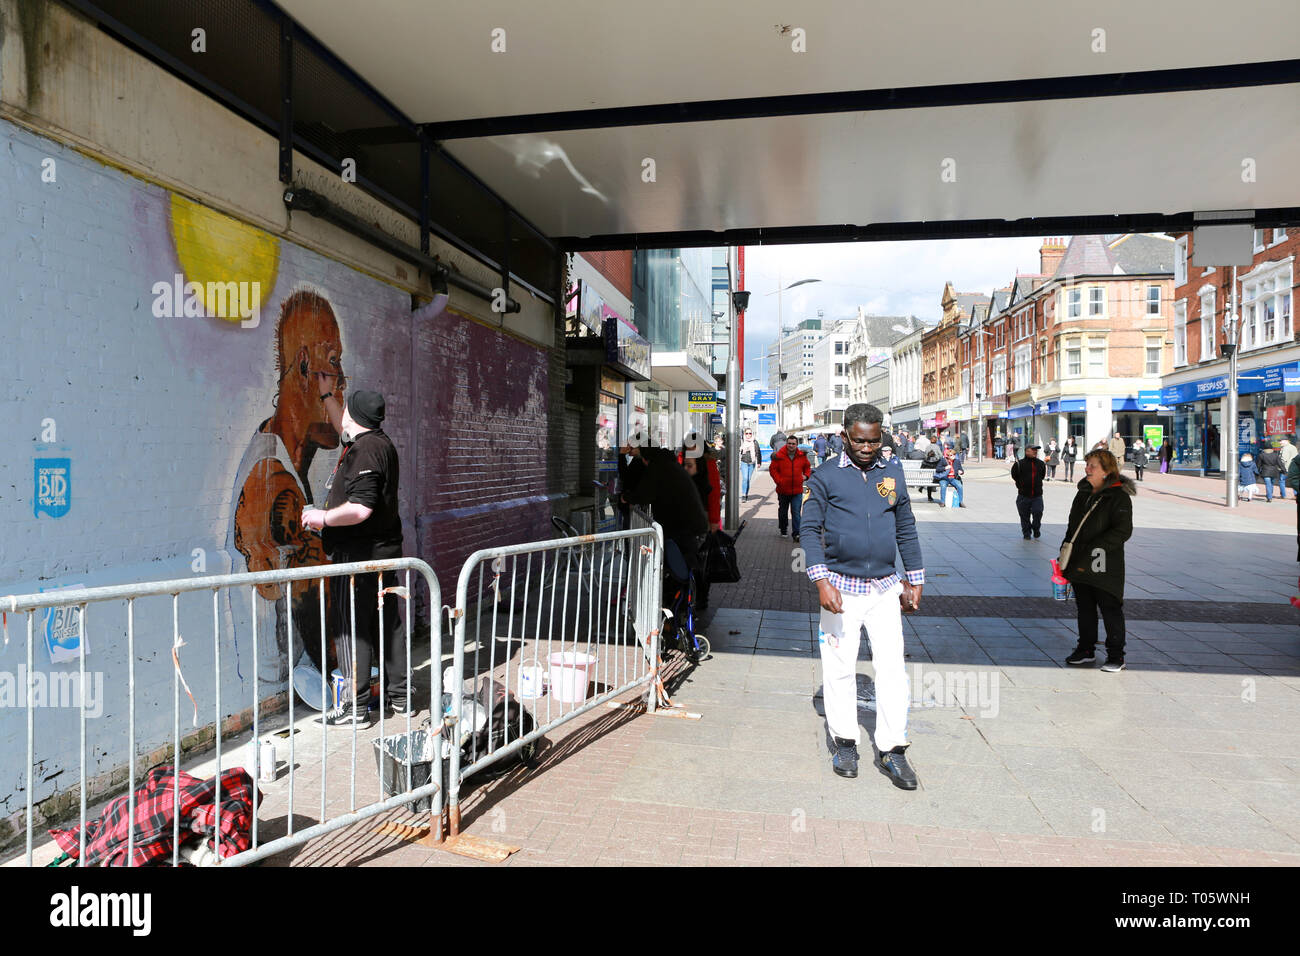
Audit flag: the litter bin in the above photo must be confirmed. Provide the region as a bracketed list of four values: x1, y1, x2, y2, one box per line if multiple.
[373, 728, 440, 813]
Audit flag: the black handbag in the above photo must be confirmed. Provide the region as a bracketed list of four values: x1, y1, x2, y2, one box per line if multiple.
[705, 526, 743, 583]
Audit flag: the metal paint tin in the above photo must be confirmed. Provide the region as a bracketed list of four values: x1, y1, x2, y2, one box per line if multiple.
[259, 738, 277, 783]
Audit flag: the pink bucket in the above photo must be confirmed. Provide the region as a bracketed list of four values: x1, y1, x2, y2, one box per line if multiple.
[548, 652, 597, 704]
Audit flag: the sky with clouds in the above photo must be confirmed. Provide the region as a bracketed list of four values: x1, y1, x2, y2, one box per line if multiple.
[738, 237, 1050, 381]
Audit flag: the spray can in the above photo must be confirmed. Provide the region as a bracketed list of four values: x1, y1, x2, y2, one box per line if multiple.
[258, 738, 277, 783]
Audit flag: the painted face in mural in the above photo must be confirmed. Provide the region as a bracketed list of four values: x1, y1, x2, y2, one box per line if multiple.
[273, 291, 346, 466]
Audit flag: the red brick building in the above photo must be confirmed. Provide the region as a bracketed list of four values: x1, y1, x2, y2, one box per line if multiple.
[921, 283, 988, 437]
[957, 235, 1176, 456]
[1161, 227, 1297, 473]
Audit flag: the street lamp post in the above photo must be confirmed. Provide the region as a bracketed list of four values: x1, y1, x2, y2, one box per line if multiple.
[1222, 265, 1241, 509]
[766, 277, 821, 437]
[729, 280, 751, 530]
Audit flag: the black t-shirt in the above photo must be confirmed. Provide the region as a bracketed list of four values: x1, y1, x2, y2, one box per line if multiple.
[321, 428, 402, 557]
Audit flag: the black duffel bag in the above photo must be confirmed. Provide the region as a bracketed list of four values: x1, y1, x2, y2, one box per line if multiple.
[704, 522, 745, 583]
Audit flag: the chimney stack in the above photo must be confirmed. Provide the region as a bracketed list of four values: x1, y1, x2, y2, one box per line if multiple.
[1039, 237, 1067, 277]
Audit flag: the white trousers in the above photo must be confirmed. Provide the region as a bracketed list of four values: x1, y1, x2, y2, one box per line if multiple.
[818, 583, 909, 752]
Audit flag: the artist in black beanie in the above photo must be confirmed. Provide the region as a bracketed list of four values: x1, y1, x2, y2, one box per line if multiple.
[301, 389, 409, 723]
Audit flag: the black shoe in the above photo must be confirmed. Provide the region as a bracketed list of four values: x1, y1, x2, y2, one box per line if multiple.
[1100, 658, 1126, 673]
[387, 698, 417, 718]
[1023, 534, 1032, 540]
[1065, 647, 1096, 665]
[1033, 531, 1041, 538]
[778, 529, 787, 537]
[876, 747, 918, 790]
[319, 700, 372, 727]
[831, 737, 859, 778]
[792, 534, 800, 543]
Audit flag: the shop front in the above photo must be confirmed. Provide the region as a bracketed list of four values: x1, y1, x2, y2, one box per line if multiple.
[1039, 398, 1086, 446]
[1161, 360, 1300, 475]
[891, 402, 920, 436]
[979, 398, 1008, 457]
[1005, 403, 1036, 450]
[595, 310, 652, 531]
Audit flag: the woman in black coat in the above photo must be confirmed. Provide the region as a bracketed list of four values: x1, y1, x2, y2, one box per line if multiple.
[1061, 437, 1079, 482]
[1256, 445, 1284, 502]
[1131, 439, 1148, 481]
[1061, 449, 1136, 672]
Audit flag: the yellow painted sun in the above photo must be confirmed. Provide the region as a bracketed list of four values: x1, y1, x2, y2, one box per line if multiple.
[169, 194, 280, 323]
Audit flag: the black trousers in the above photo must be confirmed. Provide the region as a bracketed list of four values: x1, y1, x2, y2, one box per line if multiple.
[1063, 459, 1075, 481]
[1016, 494, 1043, 536]
[1073, 581, 1126, 660]
[329, 564, 407, 709]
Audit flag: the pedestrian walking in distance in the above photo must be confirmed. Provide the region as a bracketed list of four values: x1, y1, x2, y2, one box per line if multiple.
[801, 403, 924, 790]
[1045, 439, 1060, 480]
[1061, 437, 1079, 482]
[738, 428, 762, 501]
[1131, 439, 1148, 482]
[1062, 449, 1135, 672]
[1256, 444, 1284, 502]
[770, 433, 812, 542]
[1278, 436, 1297, 492]
[1158, 438, 1174, 474]
[1011, 443, 1047, 539]
[1238, 453, 1259, 502]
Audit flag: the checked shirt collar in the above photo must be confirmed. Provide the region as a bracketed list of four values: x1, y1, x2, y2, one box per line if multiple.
[838, 450, 886, 473]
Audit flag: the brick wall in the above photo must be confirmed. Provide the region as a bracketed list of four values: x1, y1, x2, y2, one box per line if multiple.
[581, 250, 633, 301]
[1174, 229, 1299, 367]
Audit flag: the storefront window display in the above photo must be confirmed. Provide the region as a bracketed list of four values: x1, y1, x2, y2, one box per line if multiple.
[1172, 403, 1221, 471]
[1244, 390, 1300, 453]
[1066, 413, 1087, 442]
[594, 384, 623, 533]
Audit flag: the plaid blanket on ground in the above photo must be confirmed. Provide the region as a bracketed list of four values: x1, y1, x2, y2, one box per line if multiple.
[50, 766, 258, 866]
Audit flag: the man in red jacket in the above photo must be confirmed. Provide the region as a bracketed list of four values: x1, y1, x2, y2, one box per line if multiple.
[770, 433, 813, 542]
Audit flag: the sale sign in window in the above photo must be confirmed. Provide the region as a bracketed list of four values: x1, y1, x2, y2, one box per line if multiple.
[1265, 405, 1296, 436]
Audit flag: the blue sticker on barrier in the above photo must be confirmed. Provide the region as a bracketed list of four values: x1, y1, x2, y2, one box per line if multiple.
[34, 458, 71, 518]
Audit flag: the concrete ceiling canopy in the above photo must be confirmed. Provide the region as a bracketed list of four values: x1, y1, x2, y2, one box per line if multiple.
[275, 0, 1300, 243]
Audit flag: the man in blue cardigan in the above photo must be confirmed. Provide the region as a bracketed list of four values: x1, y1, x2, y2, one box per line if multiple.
[802, 403, 925, 789]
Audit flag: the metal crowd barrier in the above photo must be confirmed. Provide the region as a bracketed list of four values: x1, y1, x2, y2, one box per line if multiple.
[445, 525, 664, 835]
[1, 558, 442, 867]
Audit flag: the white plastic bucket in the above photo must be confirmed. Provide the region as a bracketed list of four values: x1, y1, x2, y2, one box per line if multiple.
[518, 664, 546, 699]
[548, 652, 597, 704]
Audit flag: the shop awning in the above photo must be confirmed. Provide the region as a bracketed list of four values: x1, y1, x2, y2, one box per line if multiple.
[650, 352, 716, 392]
[1042, 399, 1088, 414]
[1161, 361, 1300, 404]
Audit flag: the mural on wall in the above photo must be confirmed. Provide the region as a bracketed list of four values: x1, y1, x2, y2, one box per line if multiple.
[163, 195, 342, 705]
[227, 290, 347, 705]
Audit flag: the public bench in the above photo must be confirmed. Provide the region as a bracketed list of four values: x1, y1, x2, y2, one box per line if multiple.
[899, 458, 939, 502]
